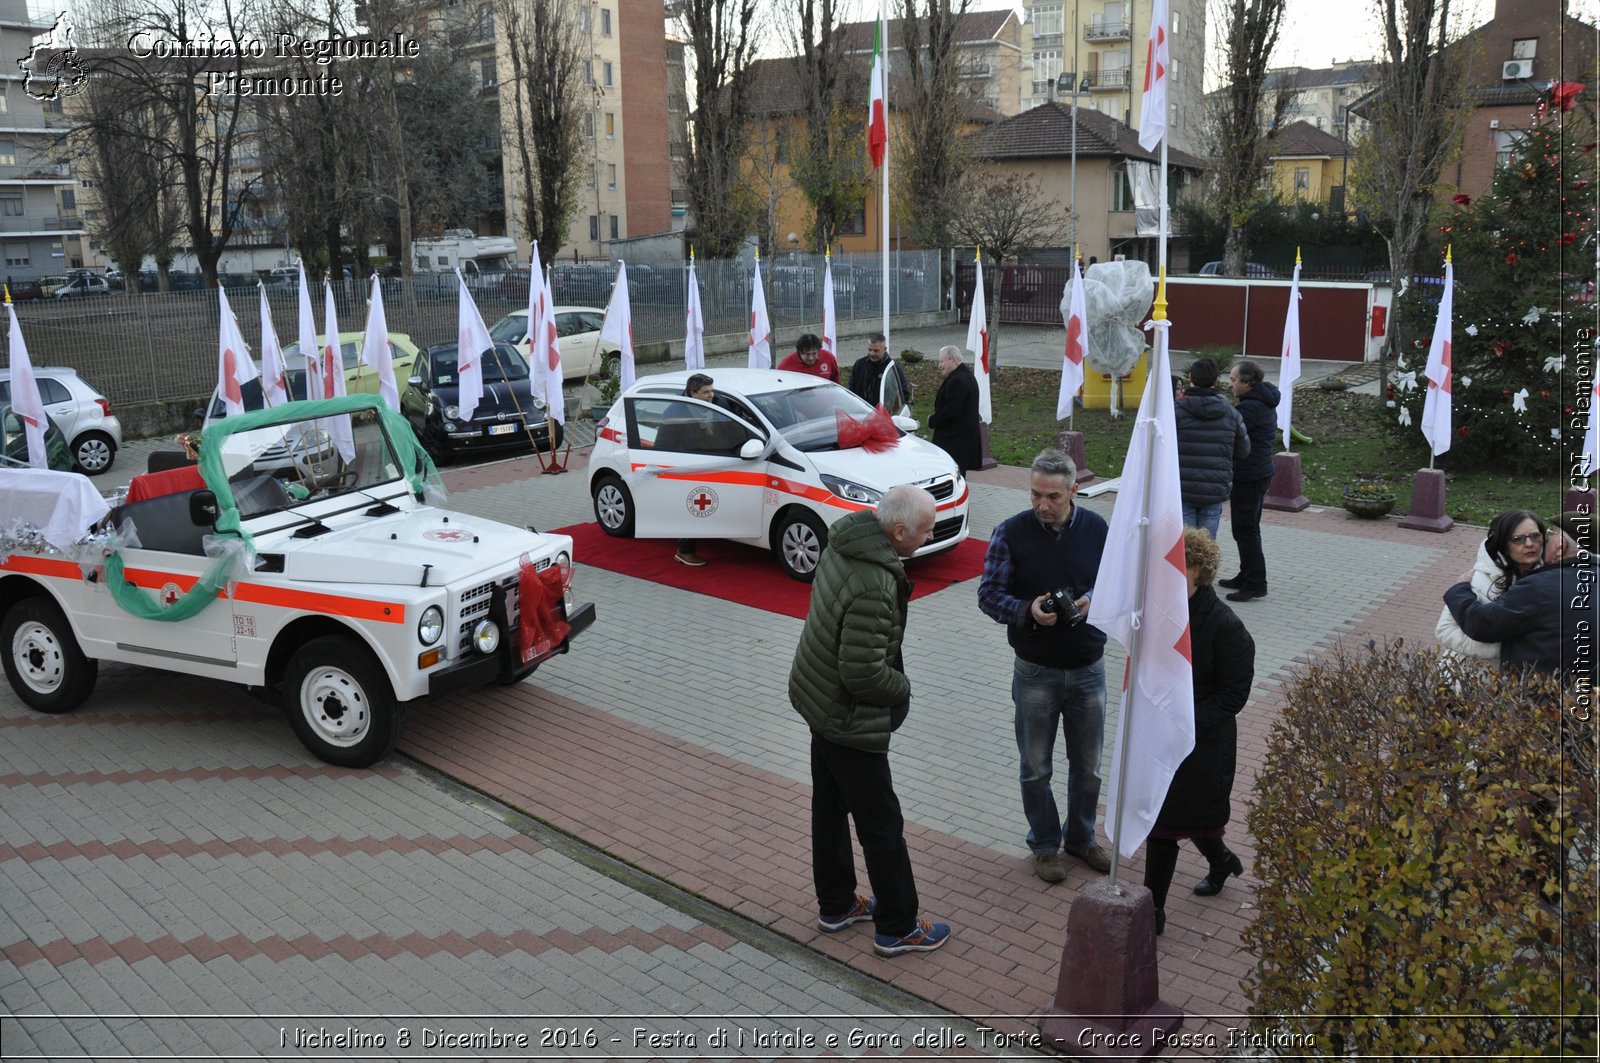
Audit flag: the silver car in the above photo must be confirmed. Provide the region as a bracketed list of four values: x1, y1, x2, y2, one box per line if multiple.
[0, 366, 122, 474]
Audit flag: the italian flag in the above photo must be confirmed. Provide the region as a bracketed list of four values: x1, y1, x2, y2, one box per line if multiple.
[867, 10, 886, 168]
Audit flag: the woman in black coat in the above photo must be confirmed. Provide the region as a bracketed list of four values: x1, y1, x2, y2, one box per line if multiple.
[926, 346, 981, 476]
[1144, 528, 1255, 934]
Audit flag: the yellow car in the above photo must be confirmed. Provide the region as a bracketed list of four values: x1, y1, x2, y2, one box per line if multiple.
[205, 332, 421, 418]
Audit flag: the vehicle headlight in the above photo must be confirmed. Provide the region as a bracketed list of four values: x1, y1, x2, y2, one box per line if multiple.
[444, 403, 460, 420]
[417, 605, 444, 645]
[472, 619, 501, 654]
[820, 474, 882, 504]
[443, 421, 457, 432]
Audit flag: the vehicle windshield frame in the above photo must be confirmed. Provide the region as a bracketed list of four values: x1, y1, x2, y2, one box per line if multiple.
[214, 406, 410, 522]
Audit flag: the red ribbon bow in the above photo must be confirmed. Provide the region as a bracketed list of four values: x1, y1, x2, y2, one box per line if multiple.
[836, 404, 900, 453]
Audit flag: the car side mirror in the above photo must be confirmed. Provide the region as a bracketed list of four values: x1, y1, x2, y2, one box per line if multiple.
[892, 415, 919, 433]
[189, 490, 219, 527]
[738, 438, 764, 461]
[406, 375, 424, 388]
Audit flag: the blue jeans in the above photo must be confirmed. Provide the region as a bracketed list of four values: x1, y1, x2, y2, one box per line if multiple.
[1013, 657, 1107, 853]
[1182, 502, 1222, 539]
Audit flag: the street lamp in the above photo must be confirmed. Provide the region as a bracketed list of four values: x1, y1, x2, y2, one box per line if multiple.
[1058, 75, 1091, 254]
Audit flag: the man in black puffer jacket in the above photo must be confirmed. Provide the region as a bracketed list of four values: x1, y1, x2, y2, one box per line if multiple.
[788, 485, 952, 957]
[1219, 359, 1280, 602]
[1174, 357, 1249, 539]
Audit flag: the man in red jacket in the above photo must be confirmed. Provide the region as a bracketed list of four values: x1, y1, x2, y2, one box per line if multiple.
[776, 332, 839, 382]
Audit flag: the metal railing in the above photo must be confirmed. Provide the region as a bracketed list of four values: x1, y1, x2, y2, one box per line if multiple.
[1083, 19, 1131, 40]
[1083, 68, 1131, 89]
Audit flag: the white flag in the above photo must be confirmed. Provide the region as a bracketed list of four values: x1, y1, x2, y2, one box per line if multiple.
[526, 240, 546, 359]
[821, 256, 838, 363]
[967, 256, 992, 424]
[1419, 256, 1455, 457]
[1137, 0, 1169, 152]
[455, 268, 491, 422]
[5, 300, 47, 467]
[360, 274, 397, 410]
[216, 286, 259, 419]
[685, 257, 706, 371]
[258, 283, 289, 409]
[599, 260, 636, 392]
[1275, 258, 1302, 448]
[1057, 260, 1087, 419]
[1584, 352, 1600, 477]
[1091, 320, 1195, 860]
[749, 257, 772, 369]
[321, 280, 355, 463]
[297, 263, 320, 402]
[532, 264, 565, 424]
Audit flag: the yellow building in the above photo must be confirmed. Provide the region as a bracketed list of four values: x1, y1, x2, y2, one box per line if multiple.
[1267, 120, 1351, 210]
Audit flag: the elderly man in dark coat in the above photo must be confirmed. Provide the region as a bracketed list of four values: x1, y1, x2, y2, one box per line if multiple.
[926, 345, 981, 476]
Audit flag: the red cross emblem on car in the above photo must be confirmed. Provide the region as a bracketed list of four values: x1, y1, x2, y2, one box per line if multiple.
[686, 486, 719, 517]
[160, 583, 182, 606]
[423, 528, 471, 542]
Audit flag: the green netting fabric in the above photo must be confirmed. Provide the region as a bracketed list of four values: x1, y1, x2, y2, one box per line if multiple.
[101, 396, 437, 621]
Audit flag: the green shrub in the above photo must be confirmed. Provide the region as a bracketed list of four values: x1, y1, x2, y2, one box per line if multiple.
[1245, 641, 1596, 1056]
[1190, 344, 1240, 376]
[900, 347, 925, 364]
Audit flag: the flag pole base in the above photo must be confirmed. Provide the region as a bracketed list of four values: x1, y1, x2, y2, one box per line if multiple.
[1397, 467, 1452, 532]
[1263, 452, 1309, 511]
[538, 435, 572, 475]
[1038, 881, 1183, 1057]
[1563, 486, 1595, 517]
[1056, 430, 1096, 483]
[976, 422, 999, 471]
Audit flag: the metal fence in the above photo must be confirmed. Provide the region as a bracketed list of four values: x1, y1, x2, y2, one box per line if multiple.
[2, 249, 945, 411]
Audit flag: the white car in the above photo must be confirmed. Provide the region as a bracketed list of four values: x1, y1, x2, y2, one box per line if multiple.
[587, 368, 966, 580]
[488, 306, 614, 380]
[0, 365, 122, 474]
[0, 395, 595, 767]
[53, 275, 111, 297]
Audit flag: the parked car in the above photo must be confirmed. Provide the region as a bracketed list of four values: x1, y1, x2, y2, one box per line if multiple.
[487, 306, 614, 380]
[1197, 261, 1276, 278]
[0, 403, 72, 471]
[202, 332, 423, 420]
[0, 393, 597, 766]
[53, 275, 110, 298]
[7, 280, 43, 300]
[588, 367, 966, 581]
[400, 342, 563, 464]
[35, 276, 69, 296]
[0, 366, 122, 474]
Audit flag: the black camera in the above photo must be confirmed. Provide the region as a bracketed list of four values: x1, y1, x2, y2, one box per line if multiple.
[1038, 588, 1084, 627]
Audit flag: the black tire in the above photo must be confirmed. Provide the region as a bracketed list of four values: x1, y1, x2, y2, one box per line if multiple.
[282, 635, 401, 768]
[591, 473, 635, 537]
[72, 432, 116, 475]
[772, 508, 828, 582]
[2, 596, 97, 714]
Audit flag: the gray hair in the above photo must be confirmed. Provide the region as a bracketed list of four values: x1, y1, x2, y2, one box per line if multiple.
[876, 484, 935, 532]
[938, 345, 964, 365]
[1031, 448, 1077, 483]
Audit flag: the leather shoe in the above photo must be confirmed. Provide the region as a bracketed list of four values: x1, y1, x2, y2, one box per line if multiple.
[1225, 588, 1265, 603]
[674, 551, 707, 567]
[1217, 574, 1245, 589]
[1194, 851, 1245, 896]
[1063, 843, 1111, 873]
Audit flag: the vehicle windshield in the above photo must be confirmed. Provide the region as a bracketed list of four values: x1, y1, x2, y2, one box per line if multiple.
[214, 409, 407, 520]
[489, 315, 528, 345]
[744, 383, 881, 453]
[431, 344, 529, 385]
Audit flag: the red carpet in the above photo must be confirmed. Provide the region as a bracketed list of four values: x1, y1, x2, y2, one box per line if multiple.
[554, 522, 988, 620]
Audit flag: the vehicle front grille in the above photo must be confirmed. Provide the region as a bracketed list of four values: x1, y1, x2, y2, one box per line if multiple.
[930, 514, 965, 544]
[915, 474, 957, 502]
[456, 559, 551, 654]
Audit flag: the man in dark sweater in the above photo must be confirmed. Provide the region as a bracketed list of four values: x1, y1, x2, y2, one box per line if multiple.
[1219, 360, 1280, 602]
[978, 448, 1112, 882]
[1175, 357, 1249, 539]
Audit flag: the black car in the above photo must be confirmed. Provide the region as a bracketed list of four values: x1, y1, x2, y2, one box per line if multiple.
[400, 342, 563, 464]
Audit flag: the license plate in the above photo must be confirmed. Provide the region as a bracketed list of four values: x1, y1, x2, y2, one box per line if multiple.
[488, 423, 519, 436]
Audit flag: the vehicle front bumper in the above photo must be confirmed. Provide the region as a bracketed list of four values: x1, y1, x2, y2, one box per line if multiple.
[427, 600, 596, 696]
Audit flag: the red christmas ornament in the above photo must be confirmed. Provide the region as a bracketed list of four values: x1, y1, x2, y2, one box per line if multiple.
[1552, 81, 1586, 112]
[1506, 252, 1519, 265]
[1452, 193, 1472, 206]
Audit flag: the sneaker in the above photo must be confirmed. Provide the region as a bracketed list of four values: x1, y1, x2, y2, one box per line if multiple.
[873, 918, 951, 957]
[1217, 574, 1245, 590]
[674, 551, 706, 567]
[1064, 843, 1112, 873]
[1033, 851, 1067, 883]
[817, 895, 875, 933]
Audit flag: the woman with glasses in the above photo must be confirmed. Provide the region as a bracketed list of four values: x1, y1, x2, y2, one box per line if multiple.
[1435, 509, 1548, 667]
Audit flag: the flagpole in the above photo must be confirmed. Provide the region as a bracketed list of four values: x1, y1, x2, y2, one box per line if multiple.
[879, 0, 891, 354]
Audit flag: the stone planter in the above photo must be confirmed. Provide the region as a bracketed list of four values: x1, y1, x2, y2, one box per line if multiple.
[1343, 496, 1395, 519]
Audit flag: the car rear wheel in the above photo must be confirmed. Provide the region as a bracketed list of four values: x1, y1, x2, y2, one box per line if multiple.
[591, 474, 635, 537]
[2, 596, 97, 713]
[773, 508, 827, 582]
[283, 635, 400, 768]
[72, 431, 116, 475]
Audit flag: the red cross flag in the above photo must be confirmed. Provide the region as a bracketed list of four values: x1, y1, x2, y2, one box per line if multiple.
[1276, 253, 1303, 447]
[821, 253, 837, 363]
[456, 269, 491, 422]
[258, 282, 289, 408]
[599, 260, 636, 392]
[361, 274, 398, 410]
[1420, 249, 1454, 457]
[4, 292, 47, 467]
[297, 263, 321, 402]
[216, 286, 259, 419]
[967, 251, 991, 424]
[1057, 257, 1087, 419]
[532, 261, 565, 424]
[748, 255, 772, 369]
[322, 280, 355, 463]
[1090, 314, 1195, 860]
[1137, 0, 1168, 152]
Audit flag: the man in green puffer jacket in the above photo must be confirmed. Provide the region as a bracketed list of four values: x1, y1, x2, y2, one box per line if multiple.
[788, 485, 952, 957]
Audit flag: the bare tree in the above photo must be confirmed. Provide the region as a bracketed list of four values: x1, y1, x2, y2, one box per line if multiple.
[745, 110, 798, 259]
[500, 0, 587, 254]
[677, 0, 761, 257]
[788, 0, 867, 251]
[951, 170, 1065, 364]
[894, 0, 972, 254]
[1207, 0, 1293, 275]
[1352, 0, 1474, 369]
[72, 81, 183, 289]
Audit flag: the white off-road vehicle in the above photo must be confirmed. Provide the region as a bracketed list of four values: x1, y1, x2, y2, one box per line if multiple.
[0, 395, 595, 767]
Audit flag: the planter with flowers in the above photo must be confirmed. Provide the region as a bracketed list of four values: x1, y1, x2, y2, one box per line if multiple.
[1343, 481, 1396, 519]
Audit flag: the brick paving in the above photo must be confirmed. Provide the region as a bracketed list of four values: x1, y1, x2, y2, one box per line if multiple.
[3, 368, 1502, 1058]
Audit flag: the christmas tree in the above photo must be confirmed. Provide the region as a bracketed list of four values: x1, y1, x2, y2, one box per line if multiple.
[1390, 80, 1596, 474]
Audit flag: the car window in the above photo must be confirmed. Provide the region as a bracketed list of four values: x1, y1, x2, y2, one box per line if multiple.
[745, 383, 879, 453]
[879, 361, 906, 412]
[38, 378, 71, 404]
[0, 381, 8, 402]
[580, 311, 605, 332]
[628, 397, 753, 457]
[490, 315, 528, 345]
[429, 344, 529, 385]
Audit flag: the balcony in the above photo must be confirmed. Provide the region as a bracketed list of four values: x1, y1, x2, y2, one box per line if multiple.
[0, 213, 82, 234]
[1083, 19, 1131, 41]
[1083, 68, 1131, 90]
[0, 162, 72, 182]
[957, 62, 992, 79]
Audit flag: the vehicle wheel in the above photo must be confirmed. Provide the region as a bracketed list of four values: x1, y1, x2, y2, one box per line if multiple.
[282, 635, 400, 768]
[772, 508, 828, 582]
[591, 473, 635, 537]
[72, 431, 116, 475]
[2, 596, 97, 714]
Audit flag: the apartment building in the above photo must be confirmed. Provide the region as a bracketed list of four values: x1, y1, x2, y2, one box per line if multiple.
[0, 0, 84, 279]
[1262, 61, 1375, 140]
[1019, 0, 1207, 157]
[835, 9, 1024, 118]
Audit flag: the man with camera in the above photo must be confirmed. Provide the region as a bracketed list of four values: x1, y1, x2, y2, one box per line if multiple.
[978, 448, 1112, 883]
